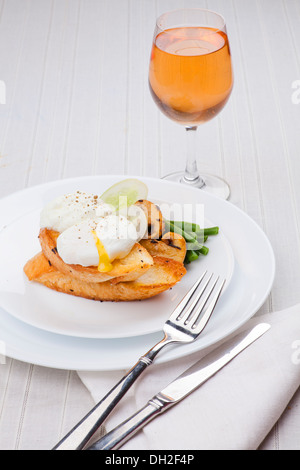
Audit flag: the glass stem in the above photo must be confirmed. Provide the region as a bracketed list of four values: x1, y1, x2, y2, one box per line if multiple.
[183, 126, 205, 187]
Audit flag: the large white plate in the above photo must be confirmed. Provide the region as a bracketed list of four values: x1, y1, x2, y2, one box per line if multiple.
[0, 194, 234, 339]
[0, 175, 275, 371]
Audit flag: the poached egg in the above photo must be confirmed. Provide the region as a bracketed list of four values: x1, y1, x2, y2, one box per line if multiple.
[40, 191, 147, 272]
[40, 191, 114, 233]
[56, 215, 138, 272]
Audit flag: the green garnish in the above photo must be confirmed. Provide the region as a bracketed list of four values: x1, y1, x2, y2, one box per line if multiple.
[164, 219, 219, 264]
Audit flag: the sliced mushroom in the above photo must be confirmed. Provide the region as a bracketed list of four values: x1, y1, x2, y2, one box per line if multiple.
[134, 199, 164, 239]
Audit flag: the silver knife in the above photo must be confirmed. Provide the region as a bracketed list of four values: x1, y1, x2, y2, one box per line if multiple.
[86, 322, 270, 450]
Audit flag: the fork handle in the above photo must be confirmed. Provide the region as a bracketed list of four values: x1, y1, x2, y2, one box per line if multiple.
[86, 395, 172, 450]
[53, 336, 172, 450]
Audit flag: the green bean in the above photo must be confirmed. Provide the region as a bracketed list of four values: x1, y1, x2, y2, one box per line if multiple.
[169, 222, 202, 248]
[170, 220, 200, 233]
[163, 218, 216, 264]
[184, 250, 199, 264]
[166, 219, 219, 238]
[203, 226, 219, 236]
[196, 246, 209, 256]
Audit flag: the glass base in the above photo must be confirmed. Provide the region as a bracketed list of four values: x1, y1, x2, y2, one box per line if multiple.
[162, 171, 230, 200]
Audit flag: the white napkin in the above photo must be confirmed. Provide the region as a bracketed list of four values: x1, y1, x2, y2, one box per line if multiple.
[77, 304, 300, 450]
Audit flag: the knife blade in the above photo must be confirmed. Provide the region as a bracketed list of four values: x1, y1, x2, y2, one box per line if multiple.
[86, 322, 270, 450]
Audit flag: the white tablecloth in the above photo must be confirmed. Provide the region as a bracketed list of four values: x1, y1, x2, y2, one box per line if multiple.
[0, 0, 300, 450]
[79, 305, 300, 450]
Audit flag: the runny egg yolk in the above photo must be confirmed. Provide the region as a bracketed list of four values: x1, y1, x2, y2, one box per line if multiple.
[92, 231, 113, 272]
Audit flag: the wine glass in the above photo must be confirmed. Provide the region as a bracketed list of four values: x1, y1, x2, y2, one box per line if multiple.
[149, 9, 233, 199]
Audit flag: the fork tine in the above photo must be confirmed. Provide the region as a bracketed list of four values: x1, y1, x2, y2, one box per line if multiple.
[191, 277, 226, 333]
[178, 272, 214, 323]
[168, 270, 207, 321]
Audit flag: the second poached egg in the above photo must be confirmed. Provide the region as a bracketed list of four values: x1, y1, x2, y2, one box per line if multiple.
[56, 214, 138, 271]
[40, 191, 114, 233]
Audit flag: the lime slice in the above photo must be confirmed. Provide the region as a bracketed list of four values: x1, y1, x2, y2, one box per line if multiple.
[100, 179, 148, 211]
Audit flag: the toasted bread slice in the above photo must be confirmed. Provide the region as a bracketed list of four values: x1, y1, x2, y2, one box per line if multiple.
[140, 232, 186, 264]
[24, 252, 186, 301]
[38, 228, 153, 283]
[110, 232, 186, 283]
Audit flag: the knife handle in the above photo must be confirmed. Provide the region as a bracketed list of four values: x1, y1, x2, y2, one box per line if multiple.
[53, 335, 172, 450]
[86, 394, 172, 451]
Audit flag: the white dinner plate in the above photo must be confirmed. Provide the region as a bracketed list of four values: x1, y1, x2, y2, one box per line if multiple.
[0, 196, 234, 339]
[0, 175, 275, 370]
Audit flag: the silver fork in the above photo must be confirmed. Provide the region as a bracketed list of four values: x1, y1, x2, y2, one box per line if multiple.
[53, 271, 225, 450]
